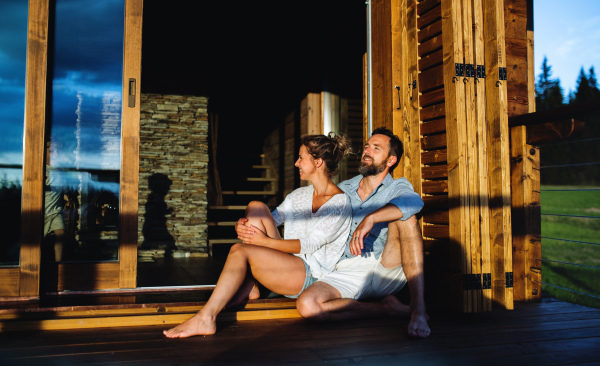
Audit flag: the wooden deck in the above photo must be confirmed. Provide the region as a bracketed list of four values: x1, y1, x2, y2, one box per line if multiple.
[1, 298, 599, 365]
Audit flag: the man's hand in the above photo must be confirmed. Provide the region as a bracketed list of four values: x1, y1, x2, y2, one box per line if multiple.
[350, 215, 374, 256]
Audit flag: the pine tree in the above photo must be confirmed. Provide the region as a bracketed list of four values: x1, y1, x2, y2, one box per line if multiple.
[535, 56, 564, 111]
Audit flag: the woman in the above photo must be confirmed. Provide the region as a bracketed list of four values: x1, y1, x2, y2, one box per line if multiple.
[164, 134, 352, 338]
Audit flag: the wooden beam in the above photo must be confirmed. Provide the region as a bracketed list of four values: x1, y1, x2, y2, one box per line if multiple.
[483, 0, 513, 310]
[371, 0, 393, 131]
[441, 0, 469, 312]
[510, 125, 542, 302]
[508, 99, 600, 127]
[0, 309, 301, 332]
[526, 119, 585, 144]
[472, 0, 492, 312]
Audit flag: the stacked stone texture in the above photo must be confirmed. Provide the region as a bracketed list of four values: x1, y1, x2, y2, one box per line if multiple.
[138, 94, 209, 258]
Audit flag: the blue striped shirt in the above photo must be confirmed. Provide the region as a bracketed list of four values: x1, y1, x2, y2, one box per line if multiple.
[338, 174, 424, 260]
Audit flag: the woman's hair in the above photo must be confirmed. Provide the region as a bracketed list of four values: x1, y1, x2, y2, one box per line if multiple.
[300, 133, 351, 177]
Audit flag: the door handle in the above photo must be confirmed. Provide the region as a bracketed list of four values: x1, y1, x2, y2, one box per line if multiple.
[128, 78, 136, 108]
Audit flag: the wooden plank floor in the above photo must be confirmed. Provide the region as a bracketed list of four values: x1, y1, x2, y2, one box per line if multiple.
[0, 299, 598, 366]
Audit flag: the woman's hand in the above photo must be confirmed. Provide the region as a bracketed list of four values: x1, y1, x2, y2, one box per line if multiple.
[235, 218, 254, 237]
[237, 224, 269, 246]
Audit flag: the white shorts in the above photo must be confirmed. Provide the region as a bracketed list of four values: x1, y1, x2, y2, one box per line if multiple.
[318, 254, 407, 300]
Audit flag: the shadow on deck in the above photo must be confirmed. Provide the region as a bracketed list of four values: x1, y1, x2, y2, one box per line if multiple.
[0, 297, 599, 365]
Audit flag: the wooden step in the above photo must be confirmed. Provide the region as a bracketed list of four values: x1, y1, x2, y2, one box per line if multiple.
[222, 190, 276, 195]
[247, 177, 277, 182]
[209, 205, 247, 210]
[208, 238, 242, 256]
[207, 221, 237, 226]
[0, 298, 299, 332]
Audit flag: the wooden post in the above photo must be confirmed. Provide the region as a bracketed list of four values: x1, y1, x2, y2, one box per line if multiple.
[472, 0, 493, 312]
[483, 0, 514, 310]
[442, 0, 471, 312]
[506, 0, 541, 303]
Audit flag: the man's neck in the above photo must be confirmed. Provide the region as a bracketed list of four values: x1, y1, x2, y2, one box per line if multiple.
[357, 171, 388, 201]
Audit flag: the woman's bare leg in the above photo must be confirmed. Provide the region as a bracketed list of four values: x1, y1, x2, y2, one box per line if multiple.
[244, 201, 282, 239]
[163, 243, 306, 338]
[227, 271, 260, 307]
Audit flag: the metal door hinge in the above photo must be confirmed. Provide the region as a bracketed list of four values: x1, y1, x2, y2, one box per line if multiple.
[506, 272, 513, 288]
[463, 274, 482, 290]
[499, 67, 507, 81]
[477, 65, 486, 79]
[455, 63, 464, 77]
[482, 273, 491, 289]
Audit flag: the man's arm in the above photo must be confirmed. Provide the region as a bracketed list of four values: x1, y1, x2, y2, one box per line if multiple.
[349, 203, 403, 256]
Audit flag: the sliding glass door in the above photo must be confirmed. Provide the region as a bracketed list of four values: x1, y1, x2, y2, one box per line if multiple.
[0, 0, 142, 297]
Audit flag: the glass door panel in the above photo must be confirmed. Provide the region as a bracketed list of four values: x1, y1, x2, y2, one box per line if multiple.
[0, 0, 28, 268]
[45, 0, 125, 264]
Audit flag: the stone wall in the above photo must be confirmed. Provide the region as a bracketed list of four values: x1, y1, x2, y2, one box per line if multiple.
[138, 94, 209, 259]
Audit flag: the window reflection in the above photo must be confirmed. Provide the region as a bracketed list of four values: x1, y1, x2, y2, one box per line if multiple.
[0, 0, 28, 267]
[44, 0, 125, 262]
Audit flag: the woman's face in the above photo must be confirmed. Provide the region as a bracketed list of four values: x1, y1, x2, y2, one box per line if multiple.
[295, 145, 318, 180]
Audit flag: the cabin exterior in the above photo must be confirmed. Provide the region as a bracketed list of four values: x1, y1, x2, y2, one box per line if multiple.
[1, 0, 592, 322]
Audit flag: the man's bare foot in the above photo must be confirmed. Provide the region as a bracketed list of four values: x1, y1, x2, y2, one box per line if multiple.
[407, 312, 430, 338]
[163, 313, 217, 338]
[382, 295, 411, 317]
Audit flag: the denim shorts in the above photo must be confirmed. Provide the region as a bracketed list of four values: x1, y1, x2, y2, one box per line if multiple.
[284, 259, 318, 299]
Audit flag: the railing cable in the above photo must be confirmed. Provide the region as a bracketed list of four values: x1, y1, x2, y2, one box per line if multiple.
[533, 280, 600, 300]
[536, 258, 600, 270]
[541, 236, 600, 246]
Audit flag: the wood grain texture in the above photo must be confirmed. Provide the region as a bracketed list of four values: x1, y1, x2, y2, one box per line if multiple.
[1, 301, 598, 365]
[483, 0, 514, 310]
[473, 0, 493, 312]
[119, 0, 144, 289]
[18, 0, 50, 298]
[441, 0, 469, 312]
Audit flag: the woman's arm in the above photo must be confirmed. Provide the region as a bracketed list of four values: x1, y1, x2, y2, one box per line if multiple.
[237, 226, 301, 253]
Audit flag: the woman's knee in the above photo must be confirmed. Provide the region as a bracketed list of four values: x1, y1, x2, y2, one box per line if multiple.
[245, 201, 269, 215]
[228, 243, 250, 259]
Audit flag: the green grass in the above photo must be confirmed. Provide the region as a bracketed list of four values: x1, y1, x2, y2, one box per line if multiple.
[540, 186, 600, 308]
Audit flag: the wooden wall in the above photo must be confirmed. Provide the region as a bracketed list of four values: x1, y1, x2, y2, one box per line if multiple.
[370, 0, 538, 312]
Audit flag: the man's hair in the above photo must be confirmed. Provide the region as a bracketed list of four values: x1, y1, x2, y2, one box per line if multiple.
[371, 127, 403, 173]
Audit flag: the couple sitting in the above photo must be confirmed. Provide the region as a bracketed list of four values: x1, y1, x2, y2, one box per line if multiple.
[164, 127, 430, 339]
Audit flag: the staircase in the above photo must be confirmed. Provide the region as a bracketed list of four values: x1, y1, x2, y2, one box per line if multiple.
[208, 153, 278, 257]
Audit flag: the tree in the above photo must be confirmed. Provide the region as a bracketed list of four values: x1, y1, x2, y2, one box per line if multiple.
[572, 66, 600, 104]
[535, 56, 564, 111]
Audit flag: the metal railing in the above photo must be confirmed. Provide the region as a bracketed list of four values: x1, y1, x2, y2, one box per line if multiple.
[536, 136, 600, 308]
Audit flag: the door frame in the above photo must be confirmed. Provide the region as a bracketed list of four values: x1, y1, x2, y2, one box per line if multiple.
[0, 0, 142, 298]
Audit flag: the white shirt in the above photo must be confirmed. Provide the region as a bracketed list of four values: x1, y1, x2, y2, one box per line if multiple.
[272, 185, 352, 279]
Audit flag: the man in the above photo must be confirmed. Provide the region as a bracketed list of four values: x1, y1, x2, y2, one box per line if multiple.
[296, 127, 431, 338]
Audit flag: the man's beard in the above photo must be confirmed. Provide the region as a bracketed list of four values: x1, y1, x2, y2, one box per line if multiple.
[358, 157, 387, 177]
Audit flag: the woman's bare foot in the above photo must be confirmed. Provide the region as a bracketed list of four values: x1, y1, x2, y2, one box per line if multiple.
[407, 312, 431, 338]
[163, 312, 217, 338]
[382, 295, 411, 317]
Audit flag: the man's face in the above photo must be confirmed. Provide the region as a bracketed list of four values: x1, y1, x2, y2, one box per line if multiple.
[358, 134, 394, 177]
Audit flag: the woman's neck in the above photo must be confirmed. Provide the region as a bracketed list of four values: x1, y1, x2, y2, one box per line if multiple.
[311, 175, 335, 196]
